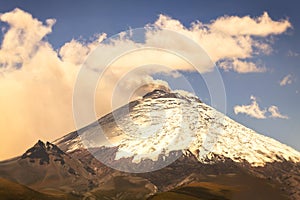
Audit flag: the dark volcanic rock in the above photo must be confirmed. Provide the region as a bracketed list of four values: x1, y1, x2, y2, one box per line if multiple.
[21, 140, 65, 165]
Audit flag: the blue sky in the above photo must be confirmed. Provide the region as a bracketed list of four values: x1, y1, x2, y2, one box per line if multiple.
[0, 0, 299, 159]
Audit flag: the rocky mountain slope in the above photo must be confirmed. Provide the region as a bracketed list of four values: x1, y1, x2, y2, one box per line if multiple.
[0, 89, 299, 200]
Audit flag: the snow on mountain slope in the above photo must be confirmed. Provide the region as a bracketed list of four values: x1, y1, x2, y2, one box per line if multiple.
[55, 89, 300, 168]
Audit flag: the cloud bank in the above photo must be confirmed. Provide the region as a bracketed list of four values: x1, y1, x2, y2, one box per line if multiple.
[0, 8, 291, 160]
[153, 13, 290, 73]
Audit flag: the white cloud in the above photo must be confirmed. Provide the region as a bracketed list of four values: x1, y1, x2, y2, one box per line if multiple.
[268, 106, 288, 119]
[59, 34, 106, 65]
[279, 74, 293, 86]
[0, 8, 56, 71]
[287, 50, 299, 57]
[234, 96, 289, 119]
[152, 13, 290, 73]
[209, 12, 291, 37]
[218, 59, 266, 73]
[234, 96, 267, 119]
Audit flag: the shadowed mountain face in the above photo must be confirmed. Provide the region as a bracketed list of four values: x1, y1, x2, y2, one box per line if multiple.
[0, 89, 299, 200]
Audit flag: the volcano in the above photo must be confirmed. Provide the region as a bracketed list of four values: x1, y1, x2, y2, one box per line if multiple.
[0, 89, 299, 200]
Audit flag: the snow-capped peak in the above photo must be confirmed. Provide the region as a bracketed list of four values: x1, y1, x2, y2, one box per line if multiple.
[55, 90, 300, 168]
